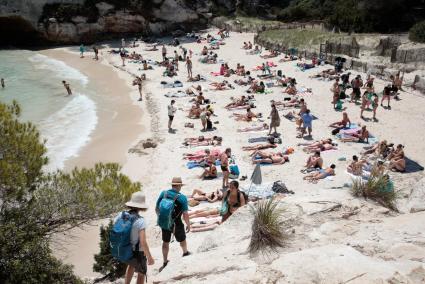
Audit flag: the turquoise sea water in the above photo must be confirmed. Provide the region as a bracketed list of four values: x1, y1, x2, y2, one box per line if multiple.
[0, 50, 98, 171]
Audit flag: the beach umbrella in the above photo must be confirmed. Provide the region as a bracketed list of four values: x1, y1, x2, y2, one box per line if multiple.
[251, 164, 262, 185]
[246, 164, 262, 198]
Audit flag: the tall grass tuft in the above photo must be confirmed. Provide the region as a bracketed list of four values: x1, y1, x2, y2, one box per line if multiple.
[249, 197, 286, 255]
[350, 167, 398, 210]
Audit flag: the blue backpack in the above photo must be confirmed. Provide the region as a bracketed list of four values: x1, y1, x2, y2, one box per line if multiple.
[157, 191, 179, 230]
[110, 211, 139, 262]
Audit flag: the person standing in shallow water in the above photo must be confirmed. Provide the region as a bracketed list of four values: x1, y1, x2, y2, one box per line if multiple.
[79, 44, 85, 58]
[62, 81, 72, 96]
[1, 78, 4, 88]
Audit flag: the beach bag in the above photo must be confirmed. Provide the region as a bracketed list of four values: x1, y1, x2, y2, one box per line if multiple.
[332, 128, 341, 135]
[110, 211, 140, 262]
[157, 192, 179, 230]
[206, 119, 213, 130]
[230, 164, 240, 176]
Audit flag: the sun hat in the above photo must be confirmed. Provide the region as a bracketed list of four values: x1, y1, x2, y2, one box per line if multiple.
[171, 177, 185, 186]
[125, 191, 149, 209]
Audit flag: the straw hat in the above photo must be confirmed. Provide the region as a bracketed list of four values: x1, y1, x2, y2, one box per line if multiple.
[171, 177, 184, 186]
[125, 192, 148, 209]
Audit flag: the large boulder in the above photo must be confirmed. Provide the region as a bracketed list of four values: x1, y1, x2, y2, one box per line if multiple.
[406, 177, 425, 213]
[153, 0, 199, 23]
[270, 244, 424, 283]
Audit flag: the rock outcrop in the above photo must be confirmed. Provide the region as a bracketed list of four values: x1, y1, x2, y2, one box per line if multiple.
[0, 0, 212, 45]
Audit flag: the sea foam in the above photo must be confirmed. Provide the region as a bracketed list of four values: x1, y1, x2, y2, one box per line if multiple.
[39, 93, 98, 171]
[28, 54, 89, 86]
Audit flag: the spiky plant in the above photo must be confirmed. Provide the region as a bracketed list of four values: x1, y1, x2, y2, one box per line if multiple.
[248, 198, 286, 255]
[350, 167, 398, 210]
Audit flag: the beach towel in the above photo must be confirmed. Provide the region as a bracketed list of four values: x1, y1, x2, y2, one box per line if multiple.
[242, 182, 275, 200]
[210, 72, 222, 76]
[187, 161, 201, 169]
[160, 80, 183, 88]
[296, 87, 313, 96]
[164, 91, 187, 98]
[248, 137, 270, 143]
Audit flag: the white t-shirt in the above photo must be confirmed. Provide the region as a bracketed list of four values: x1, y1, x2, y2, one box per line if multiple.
[114, 213, 146, 251]
[168, 104, 176, 116]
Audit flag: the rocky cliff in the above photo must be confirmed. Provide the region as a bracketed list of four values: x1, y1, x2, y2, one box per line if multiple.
[0, 0, 221, 45]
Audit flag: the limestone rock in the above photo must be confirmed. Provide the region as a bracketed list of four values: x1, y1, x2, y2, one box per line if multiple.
[270, 244, 423, 283]
[406, 178, 425, 213]
[153, 0, 199, 23]
[95, 2, 114, 16]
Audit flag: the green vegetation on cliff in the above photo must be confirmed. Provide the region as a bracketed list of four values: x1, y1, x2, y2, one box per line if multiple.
[409, 20, 425, 43]
[238, 0, 425, 33]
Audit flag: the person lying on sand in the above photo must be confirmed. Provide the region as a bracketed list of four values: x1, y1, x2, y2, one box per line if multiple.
[233, 108, 258, 122]
[191, 220, 221, 233]
[186, 85, 202, 95]
[187, 74, 203, 82]
[260, 50, 279, 59]
[310, 68, 338, 80]
[243, 141, 277, 151]
[237, 123, 269, 132]
[251, 150, 289, 165]
[303, 164, 336, 183]
[272, 97, 302, 108]
[144, 44, 158, 51]
[183, 136, 222, 147]
[189, 189, 222, 203]
[225, 95, 249, 109]
[299, 139, 337, 153]
[340, 125, 369, 143]
[234, 76, 254, 86]
[388, 144, 406, 172]
[189, 207, 220, 219]
[329, 112, 351, 128]
[279, 54, 297, 62]
[210, 80, 234, 90]
[183, 148, 221, 161]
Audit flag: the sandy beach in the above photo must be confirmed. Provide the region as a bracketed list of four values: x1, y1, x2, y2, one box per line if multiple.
[45, 29, 425, 281]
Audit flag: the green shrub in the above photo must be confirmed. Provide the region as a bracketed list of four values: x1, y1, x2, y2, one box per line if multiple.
[249, 198, 286, 255]
[93, 221, 127, 282]
[409, 21, 425, 43]
[350, 168, 398, 210]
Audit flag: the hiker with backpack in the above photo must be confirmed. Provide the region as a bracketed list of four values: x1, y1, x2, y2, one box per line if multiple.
[220, 180, 246, 222]
[156, 177, 191, 272]
[110, 192, 154, 284]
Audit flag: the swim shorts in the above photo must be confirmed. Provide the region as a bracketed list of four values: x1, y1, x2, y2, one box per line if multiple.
[125, 251, 147, 274]
[162, 219, 186, 243]
[168, 115, 174, 121]
[221, 165, 229, 172]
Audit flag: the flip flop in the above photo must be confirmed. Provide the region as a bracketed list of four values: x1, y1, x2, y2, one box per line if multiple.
[159, 261, 169, 273]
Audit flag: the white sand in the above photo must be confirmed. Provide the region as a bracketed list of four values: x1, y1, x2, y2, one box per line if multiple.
[46, 29, 425, 280]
